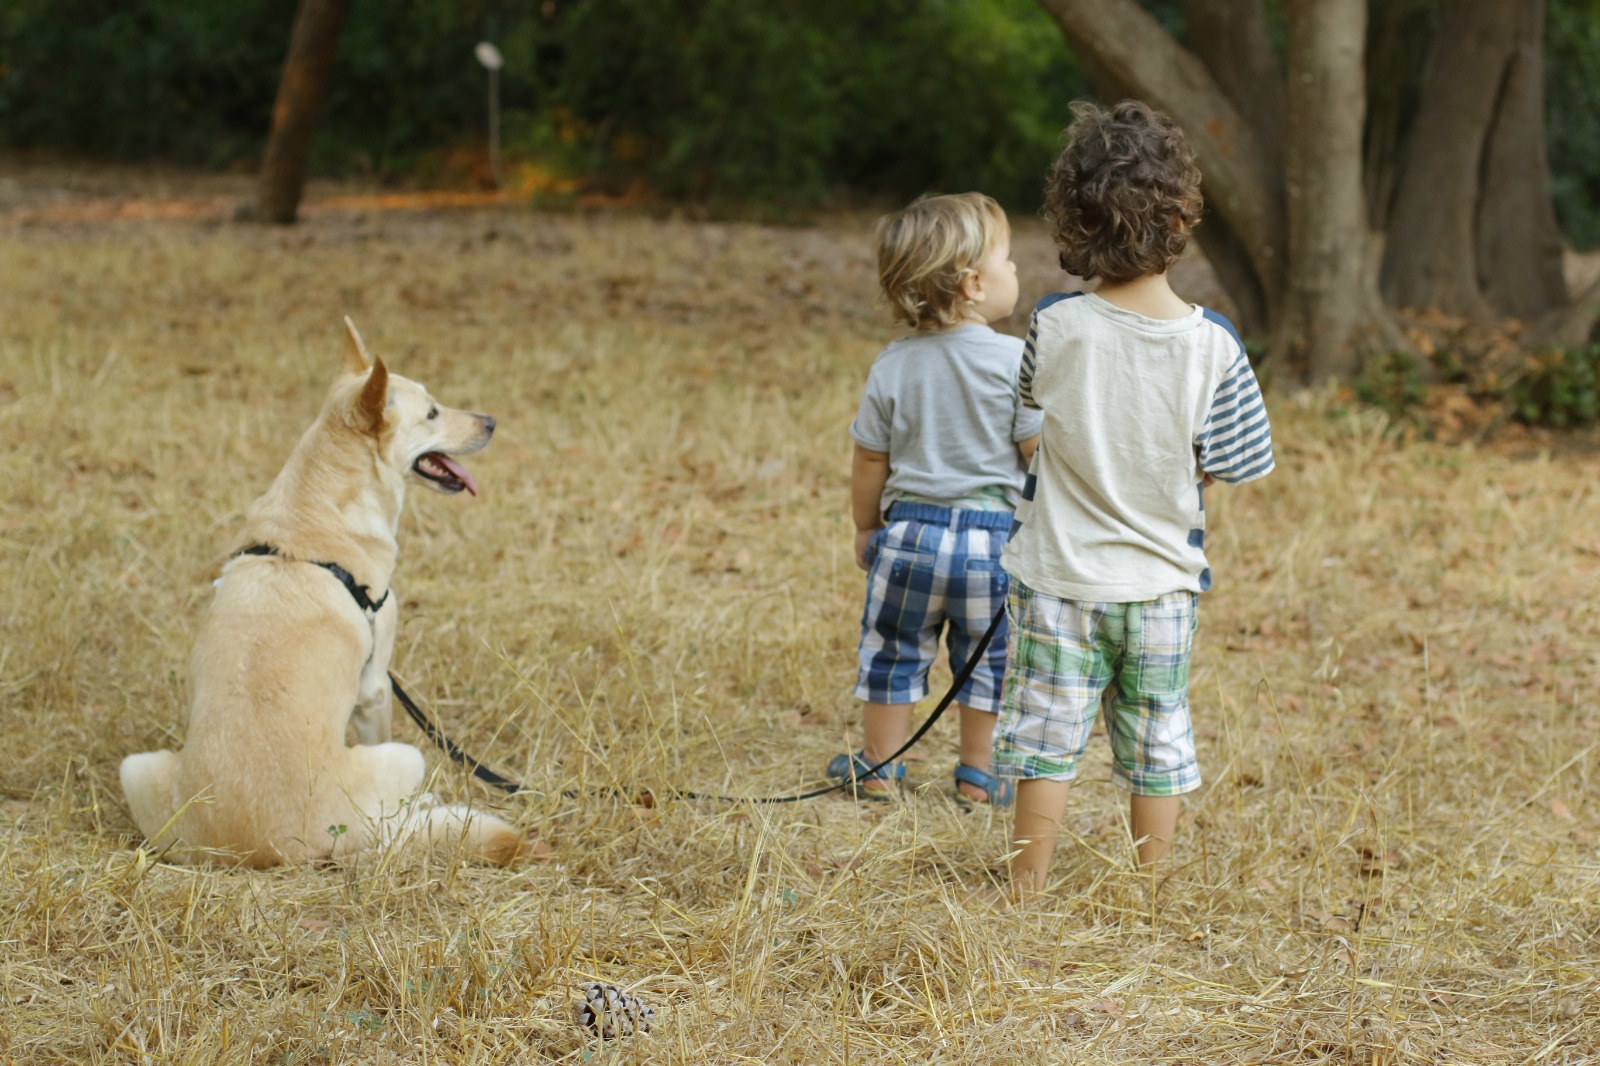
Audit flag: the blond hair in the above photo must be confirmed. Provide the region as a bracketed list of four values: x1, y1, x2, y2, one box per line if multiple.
[874, 192, 1009, 331]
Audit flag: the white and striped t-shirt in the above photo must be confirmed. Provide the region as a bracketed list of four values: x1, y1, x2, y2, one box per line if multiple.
[1001, 291, 1274, 601]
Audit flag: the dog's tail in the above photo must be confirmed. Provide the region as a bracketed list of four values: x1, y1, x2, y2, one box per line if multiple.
[383, 796, 536, 867]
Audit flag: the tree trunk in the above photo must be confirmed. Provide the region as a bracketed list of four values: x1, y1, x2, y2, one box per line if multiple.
[1477, 0, 1569, 321]
[1361, 0, 1434, 233]
[250, 0, 352, 225]
[1033, 0, 1285, 312]
[1036, 0, 1582, 383]
[1184, 0, 1284, 154]
[1191, 209, 1271, 340]
[1273, 0, 1372, 380]
[1180, 0, 1280, 340]
[1379, 0, 1522, 315]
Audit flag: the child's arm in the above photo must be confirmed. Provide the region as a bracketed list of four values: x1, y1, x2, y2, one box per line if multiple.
[1017, 434, 1039, 464]
[851, 445, 890, 570]
[1018, 315, 1041, 409]
[1196, 352, 1274, 485]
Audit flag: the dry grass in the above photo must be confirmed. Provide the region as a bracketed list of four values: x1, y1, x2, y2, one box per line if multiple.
[1, 165, 1596, 1065]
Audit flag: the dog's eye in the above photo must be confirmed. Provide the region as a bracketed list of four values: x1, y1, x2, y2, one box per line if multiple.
[426, 405, 439, 420]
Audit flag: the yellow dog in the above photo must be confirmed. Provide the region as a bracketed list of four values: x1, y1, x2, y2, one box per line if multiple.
[121, 320, 531, 867]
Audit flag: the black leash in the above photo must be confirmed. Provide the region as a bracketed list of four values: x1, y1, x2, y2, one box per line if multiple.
[230, 539, 1007, 804]
[390, 605, 1006, 805]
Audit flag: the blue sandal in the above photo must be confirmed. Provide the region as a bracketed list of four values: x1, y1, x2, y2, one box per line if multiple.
[826, 751, 906, 798]
[953, 763, 1013, 807]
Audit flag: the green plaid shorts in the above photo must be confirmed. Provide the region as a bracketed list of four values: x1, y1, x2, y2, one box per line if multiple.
[994, 577, 1202, 796]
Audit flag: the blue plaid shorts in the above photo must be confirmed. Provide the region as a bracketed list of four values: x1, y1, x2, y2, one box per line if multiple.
[855, 503, 1014, 713]
[993, 577, 1201, 796]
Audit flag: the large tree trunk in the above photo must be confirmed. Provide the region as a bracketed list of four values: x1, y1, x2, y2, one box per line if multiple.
[1379, 0, 1523, 315]
[1035, 0, 1581, 383]
[1181, 0, 1281, 339]
[1033, 0, 1285, 314]
[1272, 0, 1371, 380]
[1191, 207, 1271, 340]
[1477, 0, 1569, 321]
[1184, 0, 1284, 154]
[1361, 0, 1434, 234]
[250, 0, 352, 225]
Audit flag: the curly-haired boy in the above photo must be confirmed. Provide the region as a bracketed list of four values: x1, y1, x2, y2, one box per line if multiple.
[996, 101, 1274, 892]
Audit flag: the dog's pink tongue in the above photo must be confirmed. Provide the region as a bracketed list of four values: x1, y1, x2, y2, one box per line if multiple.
[437, 455, 478, 496]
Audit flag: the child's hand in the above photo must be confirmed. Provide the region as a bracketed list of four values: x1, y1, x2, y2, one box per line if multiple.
[855, 527, 880, 571]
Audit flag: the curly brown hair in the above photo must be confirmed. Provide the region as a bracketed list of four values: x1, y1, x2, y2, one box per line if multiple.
[1043, 99, 1203, 284]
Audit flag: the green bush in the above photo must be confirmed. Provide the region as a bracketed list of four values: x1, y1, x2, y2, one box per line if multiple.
[5, 0, 1592, 229]
[0, 0, 288, 165]
[0, 0, 1085, 208]
[1354, 350, 1429, 421]
[1548, 0, 1600, 250]
[508, 0, 1086, 208]
[0, 0, 535, 174]
[1510, 345, 1600, 427]
[1352, 344, 1600, 431]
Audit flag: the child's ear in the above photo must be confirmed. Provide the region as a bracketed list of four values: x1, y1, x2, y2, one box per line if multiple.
[355, 357, 389, 435]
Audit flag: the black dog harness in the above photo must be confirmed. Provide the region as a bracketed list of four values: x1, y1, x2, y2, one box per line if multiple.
[236, 544, 390, 614]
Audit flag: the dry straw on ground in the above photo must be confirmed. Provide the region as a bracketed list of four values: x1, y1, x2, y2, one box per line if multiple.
[1, 165, 1596, 1064]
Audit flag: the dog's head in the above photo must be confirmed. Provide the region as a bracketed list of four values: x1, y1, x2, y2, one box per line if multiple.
[339, 318, 495, 496]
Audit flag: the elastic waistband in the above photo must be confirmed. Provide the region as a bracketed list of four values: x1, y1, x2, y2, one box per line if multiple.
[886, 501, 1015, 531]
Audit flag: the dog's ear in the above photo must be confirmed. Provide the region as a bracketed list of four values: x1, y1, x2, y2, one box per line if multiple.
[355, 357, 389, 434]
[343, 316, 374, 374]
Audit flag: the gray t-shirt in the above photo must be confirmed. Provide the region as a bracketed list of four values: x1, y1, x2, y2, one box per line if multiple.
[850, 324, 1043, 516]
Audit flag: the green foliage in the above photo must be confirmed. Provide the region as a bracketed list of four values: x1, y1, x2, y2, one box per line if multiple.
[1355, 343, 1600, 431]
[513, 0, 1085, 208]
[0, 0, 287, 165]
[2, 0, 1595, 230]
[0, 0, 1084, 208]
[1510, 345, 1600, 427]
[1548, 0, 1600, 249]
[516, 0, 840, 203]
[1354, 351, 1429, 421]
[0, 0, 537, 174]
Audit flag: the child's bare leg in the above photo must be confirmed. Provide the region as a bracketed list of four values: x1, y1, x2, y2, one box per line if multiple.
[860, 701, 913, 790]
[1129, 794, 1180, 866]
[1010, 778, 1072, 897]
[957, 704, 998, 801]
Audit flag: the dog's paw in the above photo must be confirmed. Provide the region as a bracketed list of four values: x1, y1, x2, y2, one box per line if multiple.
[514, 833, 554, 865]
[482, 826, 551, 867]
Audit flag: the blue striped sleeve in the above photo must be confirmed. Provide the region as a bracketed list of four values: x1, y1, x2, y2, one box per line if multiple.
[1019, 315, 1040, 408]
[1196, 350, 1275, 484]
[1018, 292, 1079, 410]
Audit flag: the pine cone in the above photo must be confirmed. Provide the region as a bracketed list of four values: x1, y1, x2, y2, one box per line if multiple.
[574, 981, 655, 1039]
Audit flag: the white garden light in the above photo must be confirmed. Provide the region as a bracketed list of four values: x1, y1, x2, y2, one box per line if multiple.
[475, 41, 504, 188]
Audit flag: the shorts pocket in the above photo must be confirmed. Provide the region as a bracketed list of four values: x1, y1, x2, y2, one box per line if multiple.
[877, 520, 938, 560]
[874, 543, 934, 584]
[867, 523, 935, 587]
[1130, 595, 1198, 698]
